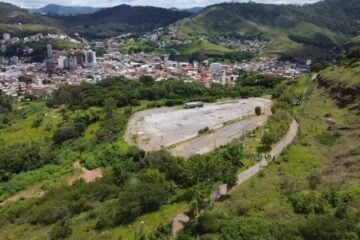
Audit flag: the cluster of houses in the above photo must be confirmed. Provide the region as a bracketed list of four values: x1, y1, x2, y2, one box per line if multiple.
[217, 36, 268, 53]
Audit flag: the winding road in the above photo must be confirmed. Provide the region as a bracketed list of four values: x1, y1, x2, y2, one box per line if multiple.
[230, 120, 299, 192]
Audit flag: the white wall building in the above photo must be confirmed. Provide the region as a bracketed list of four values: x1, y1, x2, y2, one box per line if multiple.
[3, 33, 10, 41]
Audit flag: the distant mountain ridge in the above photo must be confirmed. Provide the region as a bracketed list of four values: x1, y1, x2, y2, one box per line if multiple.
[0, 2, 191, 39]
[170, 7, 204, 13]
[30, 4, 101, 15]
[54, 4, 192, 39]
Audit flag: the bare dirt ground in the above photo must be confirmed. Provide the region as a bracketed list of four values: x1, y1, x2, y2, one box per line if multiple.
[0, 162, 103, 207]
[125, 98, 272, 157]
[68, 161, 103, 185]
[0, 189, 45, 206]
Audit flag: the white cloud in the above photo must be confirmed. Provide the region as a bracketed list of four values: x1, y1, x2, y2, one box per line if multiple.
[3, 0, 321, 9]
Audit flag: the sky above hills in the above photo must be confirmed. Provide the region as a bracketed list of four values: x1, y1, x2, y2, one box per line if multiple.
[4, 0, 320, 9]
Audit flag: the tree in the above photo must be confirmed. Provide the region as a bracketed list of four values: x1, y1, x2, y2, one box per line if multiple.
[112, 164, 129, 186]
[139, 75, 155, 86]
[53, 126, 80, 144]
[260, 133, 274, 152]
[311, 61, 330, 72]
[0, 92, 12, 113]
[149, 224, 171, 240]
[103, 97, 117, 119]
[255, 106, 261, 116]
[347, 47, 360, 60]
[220, 217, 275, 240]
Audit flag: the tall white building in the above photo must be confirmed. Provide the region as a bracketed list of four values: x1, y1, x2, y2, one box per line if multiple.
[47, 44, 53, 58]
[83, 50, 97, 68]
[210, 63, 224, 84]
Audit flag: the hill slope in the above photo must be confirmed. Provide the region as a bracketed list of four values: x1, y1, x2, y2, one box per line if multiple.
[55, 5, 192, 39]
[178, 0, 360, 61]
[0, 3, 191, 39]
[0, 2, 62, 36]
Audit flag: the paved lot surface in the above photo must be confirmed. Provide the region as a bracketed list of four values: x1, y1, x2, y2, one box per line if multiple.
[170, 115, 268, 158]
[125, 98, 272, 155]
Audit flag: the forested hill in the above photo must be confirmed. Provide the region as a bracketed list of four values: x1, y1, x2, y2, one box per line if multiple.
[178, 0, 359, 61]
[30, 4, 101, 15]
[0, 2, 62, 36]
[0, 2, 60, 26]
[54, 5, 192, 39]
[0, 3, 191, 39]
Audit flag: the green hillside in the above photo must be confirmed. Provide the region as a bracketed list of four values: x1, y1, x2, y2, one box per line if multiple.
[176, 40, 232, 55]
[318, 60, 360, 108]
[178, 0, 359, 61]
[179, 79, 360, 239]
[0, 2, 63, 36]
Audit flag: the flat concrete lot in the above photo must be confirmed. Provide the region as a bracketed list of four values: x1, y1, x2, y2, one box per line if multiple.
[169, 117, 266, 158]
[125, 98, 272, 156]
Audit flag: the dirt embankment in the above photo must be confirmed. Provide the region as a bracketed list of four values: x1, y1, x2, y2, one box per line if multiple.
[317, 74, 360, 110]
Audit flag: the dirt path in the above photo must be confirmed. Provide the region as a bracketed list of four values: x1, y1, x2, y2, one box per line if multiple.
[230, 120, 299, 191]
[0, 189, 45, 207]
[0, 162, 103, 207]
[68, 161, 103, 185]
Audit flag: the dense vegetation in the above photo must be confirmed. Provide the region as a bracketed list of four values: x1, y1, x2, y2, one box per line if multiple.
[1, 69, 359, 239]
[48, 75, 284, 110]
[0, 71, 294, 239]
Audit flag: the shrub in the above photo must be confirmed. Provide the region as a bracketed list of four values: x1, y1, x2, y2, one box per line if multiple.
[317, 131, 341, 146]
[53, 125, 80, 144]
[50, 220, 72, 240]
[255, 106, 261, 116]
[198, 127, 210, 135]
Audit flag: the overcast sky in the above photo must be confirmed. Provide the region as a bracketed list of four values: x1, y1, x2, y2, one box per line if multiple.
[3, 0, 321, 9]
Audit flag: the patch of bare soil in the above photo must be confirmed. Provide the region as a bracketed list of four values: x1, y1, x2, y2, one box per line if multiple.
[68, 161, 103, 185]
[0, 189, 45, 206]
